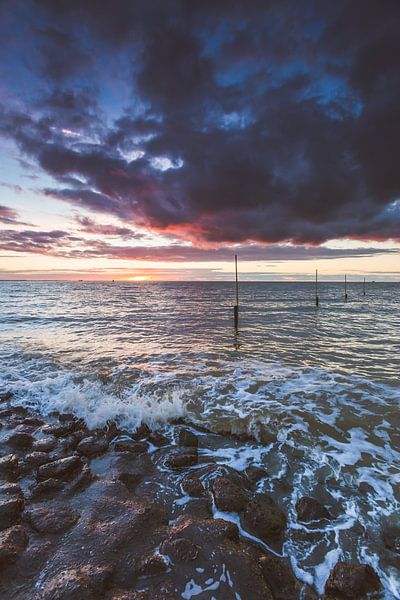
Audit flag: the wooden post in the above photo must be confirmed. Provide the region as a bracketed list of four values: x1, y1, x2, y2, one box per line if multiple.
[315, 269, 319, 307]
[344, 274, 348, 301]
[233, 254, 239, 327]
[363, 277, 366, 296]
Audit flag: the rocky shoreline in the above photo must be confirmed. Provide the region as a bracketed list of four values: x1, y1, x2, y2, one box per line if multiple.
[0, 391, 382, 600]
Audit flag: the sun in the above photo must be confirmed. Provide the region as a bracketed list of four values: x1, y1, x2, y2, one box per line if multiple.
[127, 275, 151, 281]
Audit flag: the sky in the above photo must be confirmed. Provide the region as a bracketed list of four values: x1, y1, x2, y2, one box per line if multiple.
[0, 0, 399, 281]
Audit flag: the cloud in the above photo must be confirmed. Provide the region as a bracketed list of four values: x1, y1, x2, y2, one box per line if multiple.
[0, 0, 399, 250]
[0, 204, 30, 226]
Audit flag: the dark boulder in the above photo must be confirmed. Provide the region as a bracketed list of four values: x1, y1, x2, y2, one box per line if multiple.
[324, 562, 381, 598]
[136, 553, 169, 576]
[0, 525, 28, 565]
[6, 428, 33, 450]
[0, 487, 24, 531]
[37, 456, 83, 481]
[259, 554, 297, 599]
[245, 466, 269, 485]
[0, 392, 13, 402]
[26, 478, 64, 502]
[77, 436, 109, 458]
[24, 505, 80, 534]
[161, 537, 199, 562]
[165, 449, 198, 469]
[0, 454, 19, 481]
[242, 493, 286, 542]
[212, 476, 248, 512]
[181, 476, 205, 497]
[32, 437, 58, 452]
[40, 422, 78, 438]
[382, 526, 400, 554]
[23, 451, 49, 470]
[177, 428, 199, 448]
[296, 496, 331, 522]
[39, 564, 112, 600]
[113, 440, 148, 454]
[148, 431, 169, 447]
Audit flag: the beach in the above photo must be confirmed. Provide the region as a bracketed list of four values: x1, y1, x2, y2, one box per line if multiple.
[0, 281, 399, 598]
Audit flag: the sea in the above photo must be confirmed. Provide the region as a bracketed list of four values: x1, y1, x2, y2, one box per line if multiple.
[0, 281, 399, 598]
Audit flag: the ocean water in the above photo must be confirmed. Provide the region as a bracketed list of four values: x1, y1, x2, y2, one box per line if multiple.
[0, 281, 399, 597]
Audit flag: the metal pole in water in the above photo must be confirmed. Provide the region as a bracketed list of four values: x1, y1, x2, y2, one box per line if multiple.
[233, 254, 239, 327]
[315, 269, 319, 307]
[363, 277, 366, 296]
[344, 274, 348, 301]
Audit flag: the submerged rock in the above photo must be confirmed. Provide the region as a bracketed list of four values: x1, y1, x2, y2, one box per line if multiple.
[113, 440, 148, 454]
[382, 526, 400, 554]
[148, 431, 169, 447]
[242, 493, 286, 542]
[245, 465, 269, 485]
[259, 554, 297, 599]
[212, 475, 248, 512]
[0, 525, 28, 565]
[39, 564, 112, 600]
[324, 561, 381, 599]
[296, 496, 331, 522]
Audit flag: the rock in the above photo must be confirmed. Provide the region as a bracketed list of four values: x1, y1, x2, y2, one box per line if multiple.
[113, 440, 148, 454]
[39, 564, 112, 600]
[13, 406, 28, 416]
[131, 423, 151, 440]
[24, 506, 80, 534]
[0, 408, 13, 418]
[58, 413, 77, 423]
[77, 436, 109, 458]
[118, 473, 142, 492]
[110, 593, 148, 600]
[165, 449, 198, 469]
[6, 429, 33, 450]
[324, 562, 381, 598]
[23, 451, 49, 470]
[179, 497, 212, 518]
[212, 476, 248, 512]
[0, 525, 28, 564]
[40, 422, 78, 438]
[382, 526, 400, 554]
[295, 496, 331, 522]
[32, 437, 58, 452]
[137, 553, 169, 576]
[181, 476, 205, 497]
[0, 491, 24, 531]
[245, 466, 269, 485]
[37, 456, 83, 481]
[27, 478, 64, 502]
[259, 554, 296, 599]
[177, 428, 199, 448]
[161, 537, 199, 562]
[0, 392, 13, 402]
[0, 454, 19, 481]
[0, 483, 23, 498]
[242, 493, 286, 542]
[148, 431, 169, 447]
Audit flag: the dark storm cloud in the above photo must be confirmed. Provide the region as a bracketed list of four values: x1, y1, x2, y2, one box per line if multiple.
[0, 0, 400, 247]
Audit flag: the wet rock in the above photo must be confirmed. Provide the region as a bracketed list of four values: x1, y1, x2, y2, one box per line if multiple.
[245, 465, 269, 485]
[0, 525, 28, 565]
[382, 526, 400, 554]
[296, 496, 331, 522]
[181, 476, 205, 497]
[118, 472, 142, 493]
[212, 475, 248, 512]
[0, 487, 24, 531]
[58, 413, 76, 423]
[39, 564, 112, 600]
[6, 428, 33, 450]
[40, 422, 78, 438]
[179, 497, 212, 518]
[65, 463, 94, 494]
[110, 593, 148, 600]
[0, 392, 13, 402]
[148, 431, 169, 447]
[137, 553, 169, 576]
[21, 417, 44, 427]
[113, 440, 148, 454]
[27, 478, 64, 502]
[24, 505, 80, 534]
[259, 554, 296, 599]
[177, 428, 199, 448]
[324, 561, 381, 599]
[37, 456, 83, 481]
[0, 408, 13, 418]
[77, 436, 109, 458]
[0, 483, 23, 498]
[32, 437, 58, 452]
[165, 449, 198, 469]
[0, 454, 19, 481]
[161, 536, 199, 562]
[242, 493, 286, 542]
[23, 451, 49, 470]
[131, 423, 151, 440]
